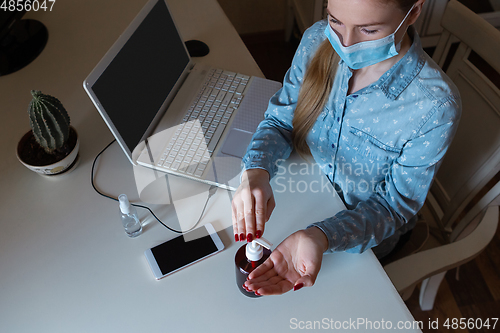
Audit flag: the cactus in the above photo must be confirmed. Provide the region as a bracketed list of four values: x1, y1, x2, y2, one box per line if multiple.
[28, 90, 71, 154]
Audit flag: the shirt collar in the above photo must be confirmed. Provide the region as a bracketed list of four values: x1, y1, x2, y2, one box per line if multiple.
[378, 26, 426, 100]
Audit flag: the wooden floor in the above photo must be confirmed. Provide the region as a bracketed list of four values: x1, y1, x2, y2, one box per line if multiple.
[240, 29, 500, 333]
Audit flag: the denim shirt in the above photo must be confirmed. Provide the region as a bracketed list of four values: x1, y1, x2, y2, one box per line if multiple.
[241, 20, 461, 256]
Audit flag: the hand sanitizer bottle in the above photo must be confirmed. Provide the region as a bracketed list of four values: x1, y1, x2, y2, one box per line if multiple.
[118, 194, 142, 237]
[235, 237, 272, 297]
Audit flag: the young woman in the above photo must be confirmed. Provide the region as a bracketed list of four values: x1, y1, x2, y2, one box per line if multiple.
[232, 0, 461, 295]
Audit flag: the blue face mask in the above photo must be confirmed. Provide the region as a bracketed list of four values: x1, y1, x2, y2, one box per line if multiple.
[324, 5, 415, 70]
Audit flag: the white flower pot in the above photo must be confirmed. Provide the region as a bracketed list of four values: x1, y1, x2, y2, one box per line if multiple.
[16, 126, 80, 176]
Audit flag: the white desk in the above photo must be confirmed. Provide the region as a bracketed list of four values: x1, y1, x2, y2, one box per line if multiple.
[0, 0, 421, 332]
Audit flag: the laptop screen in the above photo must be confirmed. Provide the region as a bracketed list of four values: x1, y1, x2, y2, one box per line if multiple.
[91, 0, 189, 153]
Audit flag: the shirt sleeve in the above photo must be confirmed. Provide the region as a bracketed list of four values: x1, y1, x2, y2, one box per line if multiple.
[311, 96, 461, 253]
[241, 24, 323, 179]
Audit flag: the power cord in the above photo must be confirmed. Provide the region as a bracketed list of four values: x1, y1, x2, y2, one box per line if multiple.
[91, 140, 218, 234]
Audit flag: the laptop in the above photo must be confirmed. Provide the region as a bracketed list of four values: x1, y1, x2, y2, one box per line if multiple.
[83, 0, 281, 191]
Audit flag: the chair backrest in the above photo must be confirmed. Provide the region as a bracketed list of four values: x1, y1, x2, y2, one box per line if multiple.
[383, 193, 499, 300]
[384, 2, 500, 307]
[427, 0, 500, 233]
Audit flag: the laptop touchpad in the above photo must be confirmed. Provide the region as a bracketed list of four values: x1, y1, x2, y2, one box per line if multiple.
[221, 128, 254, 158]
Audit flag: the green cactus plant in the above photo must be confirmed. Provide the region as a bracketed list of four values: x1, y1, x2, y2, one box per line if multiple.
[28, 90, 71, 155]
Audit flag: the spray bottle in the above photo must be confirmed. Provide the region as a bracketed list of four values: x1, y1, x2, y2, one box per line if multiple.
[235, 237, 272, 297]
[118, 194, 142, 237]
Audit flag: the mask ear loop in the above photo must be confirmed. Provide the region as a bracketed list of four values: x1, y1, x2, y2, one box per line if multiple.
[394, 3, 416, 48]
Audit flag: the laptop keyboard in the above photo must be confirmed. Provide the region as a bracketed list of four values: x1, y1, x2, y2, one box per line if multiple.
[156, 68, 250, 177]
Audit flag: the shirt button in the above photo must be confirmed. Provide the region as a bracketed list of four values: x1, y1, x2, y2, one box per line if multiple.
[331, 143, 335, 149]
[352, 95, 358, 98]
[328, 164, 332, 168]
[337, 117, 340, 122]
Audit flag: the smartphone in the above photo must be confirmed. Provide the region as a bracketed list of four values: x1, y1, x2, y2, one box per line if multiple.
[144, 223, 224, 280]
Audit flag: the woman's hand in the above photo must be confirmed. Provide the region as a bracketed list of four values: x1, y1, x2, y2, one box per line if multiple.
[232, 169, 275, 242]
[243, 227, 329, 295]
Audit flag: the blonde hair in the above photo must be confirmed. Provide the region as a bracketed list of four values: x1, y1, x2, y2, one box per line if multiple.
[292, 40, 339, 157]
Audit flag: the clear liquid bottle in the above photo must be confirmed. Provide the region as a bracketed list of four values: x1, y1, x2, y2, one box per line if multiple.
[235, 237, 272, 297]
[118, 194, 142, 237]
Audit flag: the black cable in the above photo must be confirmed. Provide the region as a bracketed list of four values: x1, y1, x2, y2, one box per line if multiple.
[91, 140, 218, 234]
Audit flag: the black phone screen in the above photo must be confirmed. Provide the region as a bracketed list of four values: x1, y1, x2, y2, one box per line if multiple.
[151, 227, 218, 275]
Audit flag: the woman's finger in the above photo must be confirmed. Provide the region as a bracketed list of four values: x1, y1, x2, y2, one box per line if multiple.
[293, 274, 316, 291]
[231, 200, 239, 242]
[242, 191, 256, 242]
[266, 195, 275, 222]
[235, 194, 246, 242]
[248, 257, 275, 280]
[256, 195, 275, 238]
[246, 275, 284, 291]
[254, 190, 267, 239]
[256, 279, 294, 295]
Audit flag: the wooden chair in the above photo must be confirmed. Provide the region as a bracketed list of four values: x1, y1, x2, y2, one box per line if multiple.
[384, 0, 500, 311]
